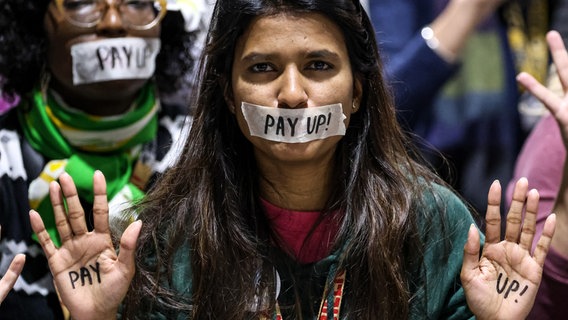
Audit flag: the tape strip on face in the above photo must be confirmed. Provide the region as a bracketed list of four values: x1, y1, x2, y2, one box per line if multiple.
[71, 37, 161, 85]
[241, 102, 347, 143]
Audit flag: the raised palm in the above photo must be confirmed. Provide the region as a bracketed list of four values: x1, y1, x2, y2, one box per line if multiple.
[517, 31, 568, 146]
[30, 171, 141, 320]
[461, 178, 556, 319]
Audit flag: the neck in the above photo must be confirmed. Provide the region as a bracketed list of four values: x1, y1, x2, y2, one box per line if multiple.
[49, 79, 143, 116]
[258, 156, 335, 211]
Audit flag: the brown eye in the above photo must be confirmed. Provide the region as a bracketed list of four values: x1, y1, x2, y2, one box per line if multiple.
[307, 61, 332, 71]
[251, 63, 275, 73]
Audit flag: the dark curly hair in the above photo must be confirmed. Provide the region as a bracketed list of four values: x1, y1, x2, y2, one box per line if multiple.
[0, 0, 197, 97]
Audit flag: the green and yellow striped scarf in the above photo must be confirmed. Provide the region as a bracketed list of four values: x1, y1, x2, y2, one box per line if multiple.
[19, 83, 158, 245]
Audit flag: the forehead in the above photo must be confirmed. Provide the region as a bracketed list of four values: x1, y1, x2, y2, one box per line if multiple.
[235, 12, 347, 57]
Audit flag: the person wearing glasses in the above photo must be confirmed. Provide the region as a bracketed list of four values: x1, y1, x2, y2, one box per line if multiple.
[0, 0, 211, 318]
[27, 0, 556, 319]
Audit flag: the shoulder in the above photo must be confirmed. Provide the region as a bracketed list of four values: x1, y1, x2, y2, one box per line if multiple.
[0, 107, 46, 183]
[417, 181, 472, 220]
[127, 239, 193, 319]
[411, 182, 477, 319]
[0, 108, 26, 160]
[414, 181, 478, 250]
[509, 114, 564, 189]
[506, 114, 563, 212]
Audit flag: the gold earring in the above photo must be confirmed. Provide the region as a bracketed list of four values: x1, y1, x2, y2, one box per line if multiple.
[352, 101, 358, 112]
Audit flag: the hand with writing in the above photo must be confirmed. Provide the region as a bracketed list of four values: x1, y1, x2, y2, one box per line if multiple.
[0, 226, 25, 304]
[460, 178, 556, 319]
[30, 171, 141, 320]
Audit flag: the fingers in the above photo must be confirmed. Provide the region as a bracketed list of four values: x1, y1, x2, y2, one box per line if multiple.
[548, 31, 568, 93]
[0, 254, 25, 303]
[519, 189, 539, 251]
[485, 180, 502, 244]
[50, 173, 99, 242]
[461, 224, 481, 281]
[92, 171, 110, 234]
[32, 171, 110, 253]
[533, 213, 557, 267]
[517, 73, 564, 115]
[57, 173, 88, 237]
[29, 210, 58, 258]
[517, 31, 568, 117]
[8, 254, 26, 276]
[505, 178, 529, 242]
[117, 220, 142, 277]
[49, 181, 73, 243]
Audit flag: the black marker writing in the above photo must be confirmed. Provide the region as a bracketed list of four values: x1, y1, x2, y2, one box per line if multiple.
[264, 115, 299, 136]
[496, 273, 529, 303]
[496, 272, 509, 294]
[96, 44, 153, 71]
[307, 114, 331, 134]
[68, 262, 101, 289]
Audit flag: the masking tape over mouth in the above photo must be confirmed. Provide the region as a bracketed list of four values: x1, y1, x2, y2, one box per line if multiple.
[241, 102, 347, 143]
[71, 37, 161, 85]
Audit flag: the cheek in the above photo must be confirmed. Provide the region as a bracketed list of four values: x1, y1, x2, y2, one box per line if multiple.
[310, 71, 354, 102]
[232, 82, 272, 106]
[46, 38, 74, 81]
[44, 22, 78, 78]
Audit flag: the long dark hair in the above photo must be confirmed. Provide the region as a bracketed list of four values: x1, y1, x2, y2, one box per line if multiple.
[0, 0, 196, 97]
[125, 0, 449, 318]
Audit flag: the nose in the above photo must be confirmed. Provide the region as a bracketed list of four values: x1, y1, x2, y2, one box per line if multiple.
[96, 1, 127, 36]
[277, 66, 308, 109]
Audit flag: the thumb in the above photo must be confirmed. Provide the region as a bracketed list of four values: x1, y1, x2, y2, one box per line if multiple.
[117, 220, 142, 274]
[461, 224, 481, 283]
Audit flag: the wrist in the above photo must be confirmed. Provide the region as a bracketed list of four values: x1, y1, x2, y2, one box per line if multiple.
[421, 25, 457, 63]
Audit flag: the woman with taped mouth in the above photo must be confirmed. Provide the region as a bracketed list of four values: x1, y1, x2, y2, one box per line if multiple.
[0, 0, 211, 318]
[27, 0, 556, 319]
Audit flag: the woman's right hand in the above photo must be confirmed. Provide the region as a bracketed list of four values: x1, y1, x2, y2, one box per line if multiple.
[30, 171, 142, 320]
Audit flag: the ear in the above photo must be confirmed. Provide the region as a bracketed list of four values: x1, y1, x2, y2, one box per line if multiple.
[220, 77, 235, 114]
[351, 77, 363, 113]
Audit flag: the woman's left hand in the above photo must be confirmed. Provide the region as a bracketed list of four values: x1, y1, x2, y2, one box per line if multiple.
[460, 178, 556, 319]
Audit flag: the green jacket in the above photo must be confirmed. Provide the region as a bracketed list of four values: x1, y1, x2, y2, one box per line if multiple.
[137, 183, 481, 319]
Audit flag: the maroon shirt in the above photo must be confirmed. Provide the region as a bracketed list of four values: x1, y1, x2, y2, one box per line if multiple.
[506, 114, 568, 319]
[261, 198, 339, 264]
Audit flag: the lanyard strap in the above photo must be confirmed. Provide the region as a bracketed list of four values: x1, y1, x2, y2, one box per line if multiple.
[316, 269, 346, 320]
[266, 269, 346, 320]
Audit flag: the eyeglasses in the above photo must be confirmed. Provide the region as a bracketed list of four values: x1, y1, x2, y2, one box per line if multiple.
[55, 0, 167, 30]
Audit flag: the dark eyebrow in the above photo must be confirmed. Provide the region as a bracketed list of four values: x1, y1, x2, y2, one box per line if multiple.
[241, 49, 340, 64]
[241, 53, 274, 64]
[305, 49, 340, 60]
